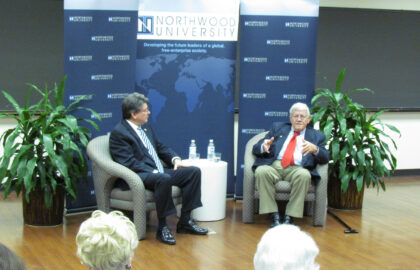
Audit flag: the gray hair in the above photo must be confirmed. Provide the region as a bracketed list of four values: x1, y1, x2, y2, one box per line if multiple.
[289, 102, 310, 117]
[0, 243, 26, 270]
[76, 210, 138, 270]
[122, 92, 149, 119]
[254, 225, 320, 270]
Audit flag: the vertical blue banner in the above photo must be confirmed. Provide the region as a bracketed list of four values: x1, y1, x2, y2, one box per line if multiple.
[236, 0, 319, 197]
[63, 0, 139, 212]
[135, 0, 240, 195]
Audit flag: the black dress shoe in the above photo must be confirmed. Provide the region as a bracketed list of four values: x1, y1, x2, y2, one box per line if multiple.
[283, 215, 294, 225]
[176, 220, 208, 235]
[270, 212, 281, 228]
[156, 226, 176, 245]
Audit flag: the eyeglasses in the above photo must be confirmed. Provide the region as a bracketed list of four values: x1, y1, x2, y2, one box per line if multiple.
[292, 115, 308, 120]
[139, 108, 150, 113]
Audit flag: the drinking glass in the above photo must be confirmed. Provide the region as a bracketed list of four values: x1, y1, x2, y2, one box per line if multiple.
[214, 152, 221, 162]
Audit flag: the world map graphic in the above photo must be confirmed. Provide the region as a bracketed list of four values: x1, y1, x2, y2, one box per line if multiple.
[135, 53, 235, 122]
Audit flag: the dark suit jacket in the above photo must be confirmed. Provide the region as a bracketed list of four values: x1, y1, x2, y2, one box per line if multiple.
[109, 119, 178, 174]
[252, 122, 329, 184]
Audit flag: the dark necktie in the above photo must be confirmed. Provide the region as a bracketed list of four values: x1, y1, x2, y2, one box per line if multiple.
[281, 131, 300, 168]
[137, 127, 164, 173]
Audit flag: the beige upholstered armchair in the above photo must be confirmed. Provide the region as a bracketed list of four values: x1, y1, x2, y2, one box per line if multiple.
[242, 131, 328, 226]
[86, 135, 182, 240]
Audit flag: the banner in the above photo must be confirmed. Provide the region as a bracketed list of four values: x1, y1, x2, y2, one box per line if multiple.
[64, 0, 139, 212]
[236, 0, 319, 197]
[136, 0, 240, 194]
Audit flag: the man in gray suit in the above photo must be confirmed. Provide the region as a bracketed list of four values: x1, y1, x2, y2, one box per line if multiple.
[252, 102, 329, 227]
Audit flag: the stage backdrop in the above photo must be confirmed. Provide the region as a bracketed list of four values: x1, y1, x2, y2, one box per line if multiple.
[135, 0, 240, 194]
[64, 0, 138, 212]
[236, 0, 319, 197]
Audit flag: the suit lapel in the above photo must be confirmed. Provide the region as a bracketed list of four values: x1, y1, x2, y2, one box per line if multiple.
[302, 127, 315, 166]
[274, 124, 291, 157]
[121, 120, 150, 156]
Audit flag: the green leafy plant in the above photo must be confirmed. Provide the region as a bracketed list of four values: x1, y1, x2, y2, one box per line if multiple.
[311, 69, 400, 193]
[0, 76, 100, 207]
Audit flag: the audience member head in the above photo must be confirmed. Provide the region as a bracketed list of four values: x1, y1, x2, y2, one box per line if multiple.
[254, 225, 319, 270]
[76, 210, 138, 270]
[0, 243, 26, 270]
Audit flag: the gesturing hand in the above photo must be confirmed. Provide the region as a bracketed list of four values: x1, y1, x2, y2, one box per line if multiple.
[302, 139, 318, 156]
[263, 137, 275, 153]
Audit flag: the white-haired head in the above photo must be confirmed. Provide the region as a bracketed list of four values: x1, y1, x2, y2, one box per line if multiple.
[289, 102, 310, 117]
[254, 225, 319, 270]
[76, 210, 138, 270]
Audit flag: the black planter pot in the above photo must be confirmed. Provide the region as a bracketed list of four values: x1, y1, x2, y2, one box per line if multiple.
[22, 184, 65, 226]
[328, 176, 365, 209]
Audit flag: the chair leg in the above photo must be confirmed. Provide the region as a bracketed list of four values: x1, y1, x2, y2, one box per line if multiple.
[313, 198, 327, 226]
[242, 197, 256, 223]
[133, 208, 147, 240]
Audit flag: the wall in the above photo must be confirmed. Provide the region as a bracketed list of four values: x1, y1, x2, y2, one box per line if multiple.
[0, 0, 63, 111]
[315, 0, 420, 171]
[379, 112, 420, 170]
[1, 0, 418, 172]
[320, 0, 420, 11]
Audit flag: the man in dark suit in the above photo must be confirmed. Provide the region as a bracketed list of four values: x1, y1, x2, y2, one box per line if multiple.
[109, 92, 208, 245]
[252, 102, 329, 227]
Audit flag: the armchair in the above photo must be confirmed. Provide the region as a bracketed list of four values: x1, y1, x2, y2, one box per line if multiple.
[242, 131, 328, 226]
[86, 135, 182, 240]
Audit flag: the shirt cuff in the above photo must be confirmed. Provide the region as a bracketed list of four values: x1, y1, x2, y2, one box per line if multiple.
[172, 157, 181, 165]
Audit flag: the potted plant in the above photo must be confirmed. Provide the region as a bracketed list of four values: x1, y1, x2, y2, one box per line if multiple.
[0, 76, 100, 225]
[311, 69, 400, 209]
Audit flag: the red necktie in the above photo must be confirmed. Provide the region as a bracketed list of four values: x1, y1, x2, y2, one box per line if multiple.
[281, 131, 300, 168]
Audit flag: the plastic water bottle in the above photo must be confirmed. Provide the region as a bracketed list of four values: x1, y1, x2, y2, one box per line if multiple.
[189, 139, 197, 159]
[207, 139, 215, 161]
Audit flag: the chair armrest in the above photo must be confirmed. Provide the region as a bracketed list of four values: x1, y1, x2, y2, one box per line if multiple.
[315, 163, 328, 194]
[242, 131, 268, 223]
[313, 163, 328, 226]
[87, 135, 147, 211]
